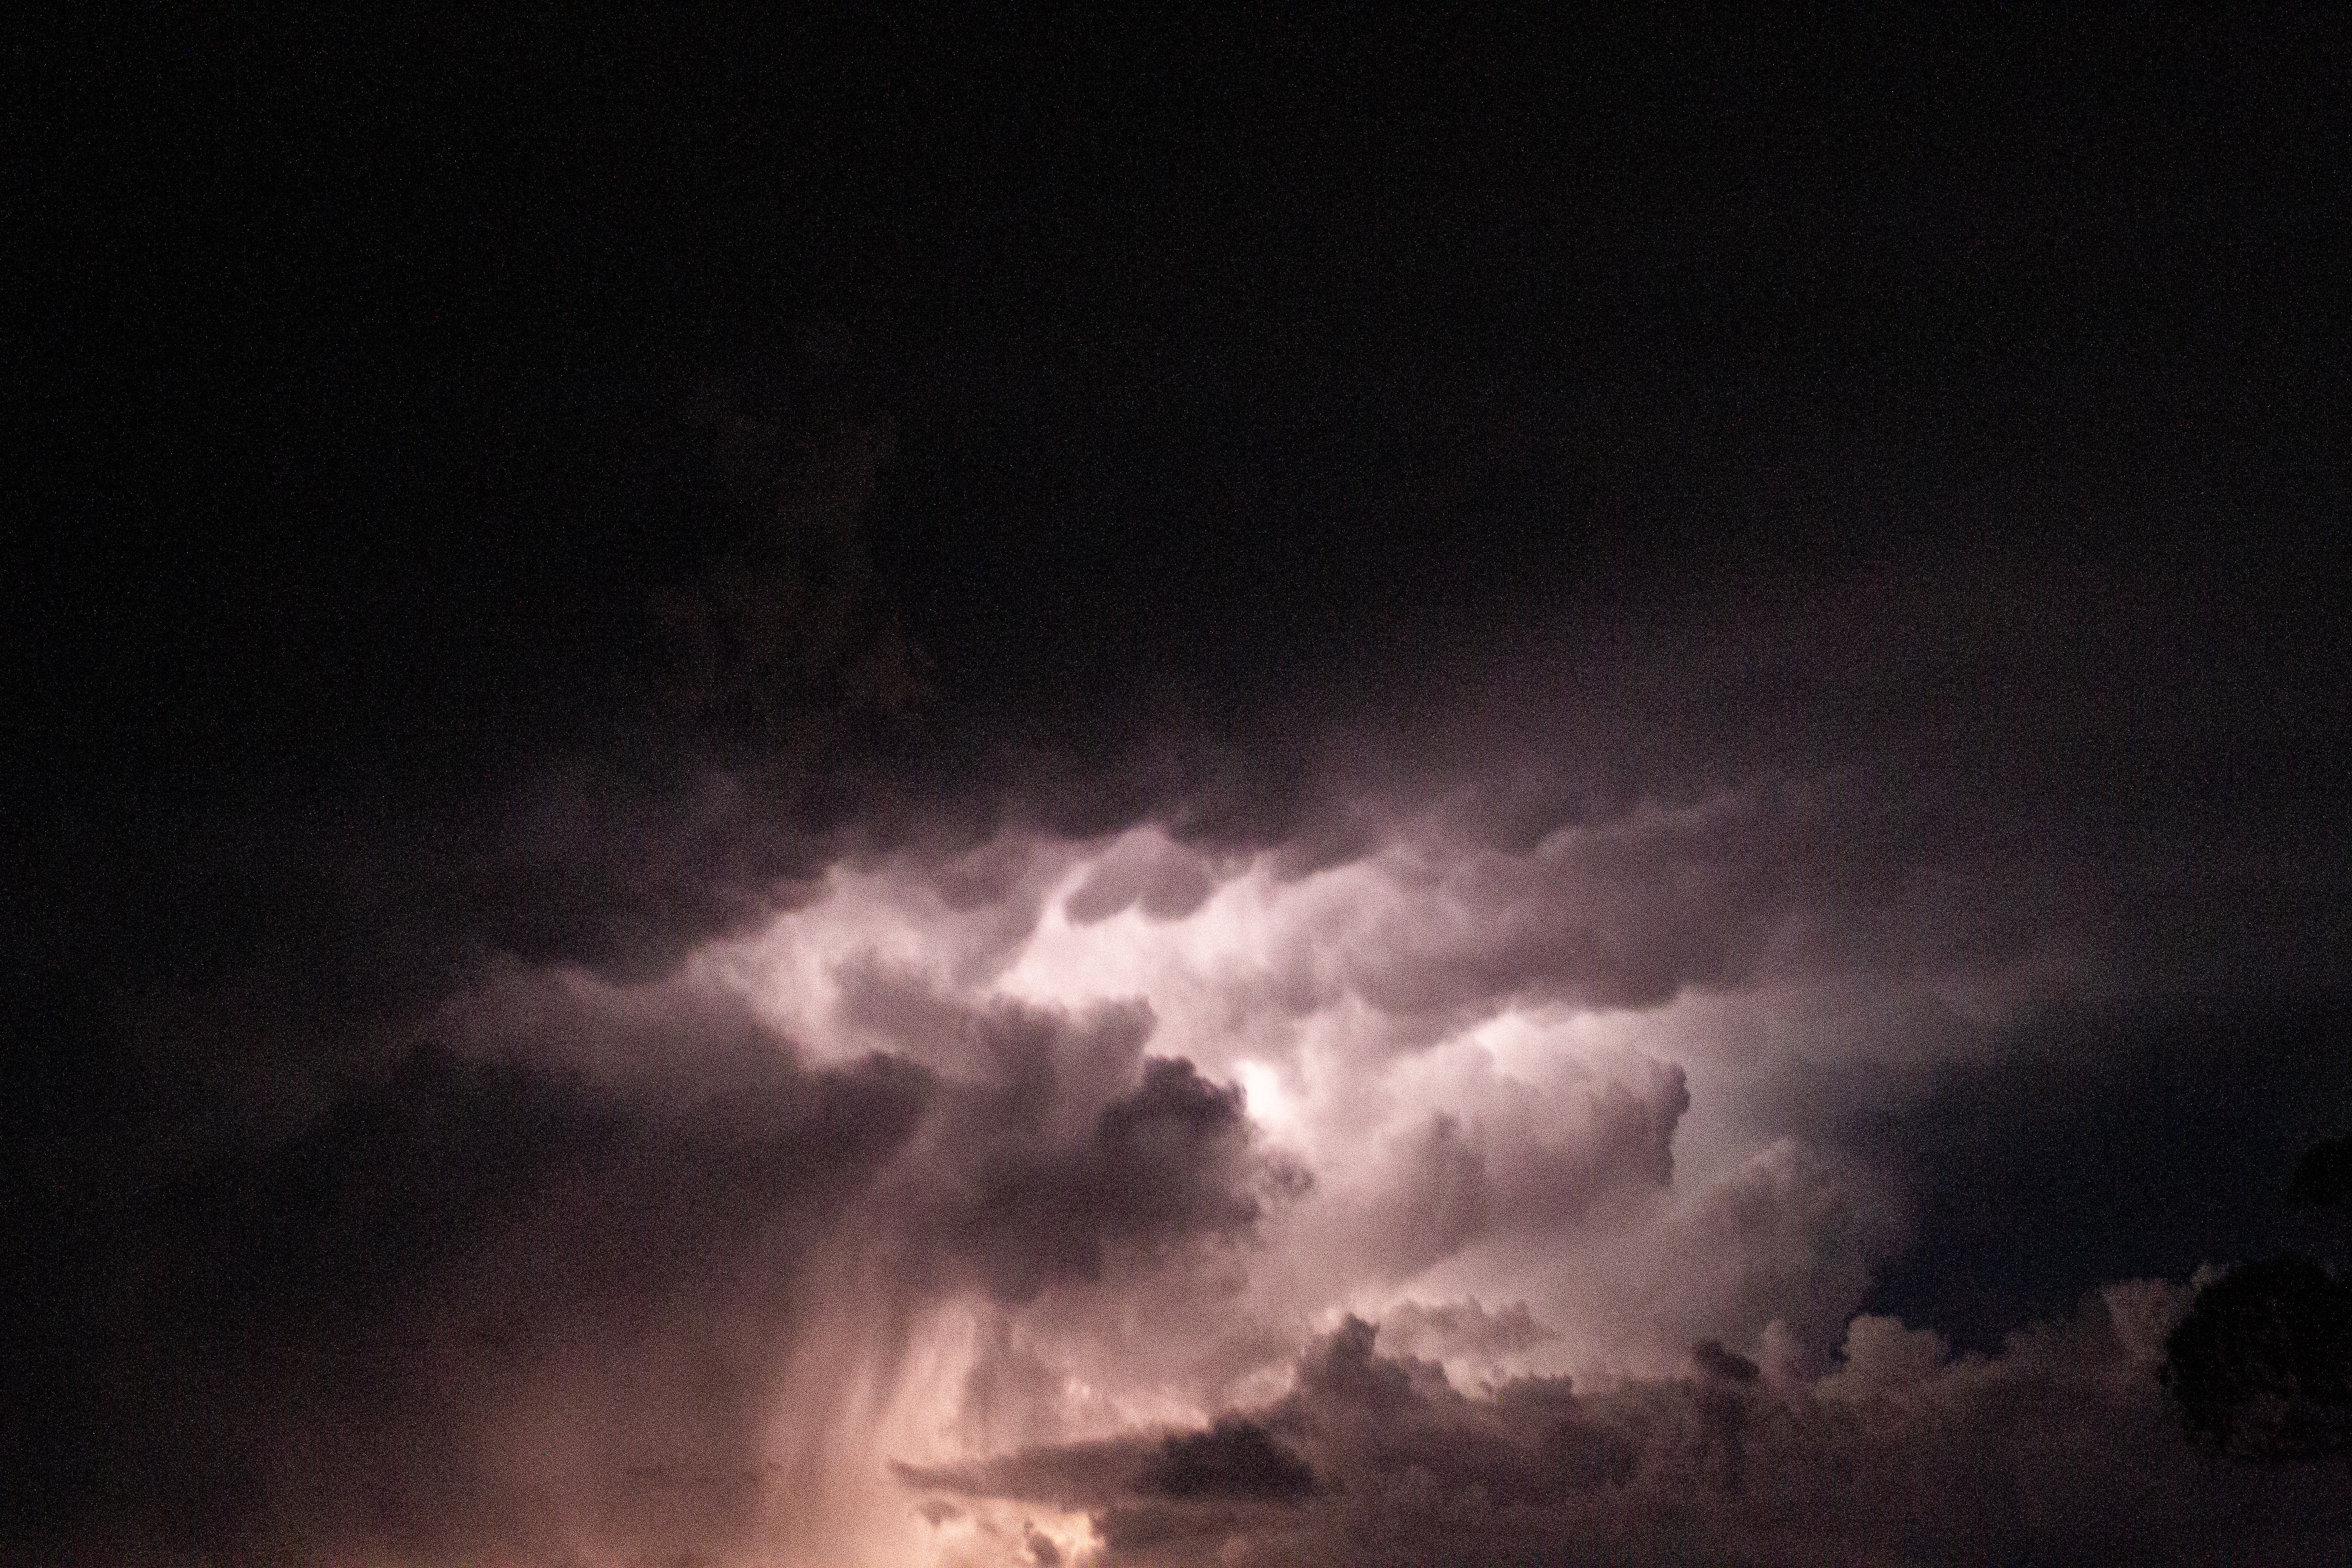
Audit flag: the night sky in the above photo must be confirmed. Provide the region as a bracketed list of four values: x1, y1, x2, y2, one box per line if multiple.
[7, 15, 2350, 1566]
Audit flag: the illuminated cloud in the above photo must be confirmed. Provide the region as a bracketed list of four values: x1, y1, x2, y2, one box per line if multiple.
[13, 689, 2348, 1566]
[910, 1301, 2352, 1567]
[10, 20, 2346, 1567]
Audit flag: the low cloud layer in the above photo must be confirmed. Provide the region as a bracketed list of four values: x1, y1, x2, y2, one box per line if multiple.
[909, 1304, 2352, 1567]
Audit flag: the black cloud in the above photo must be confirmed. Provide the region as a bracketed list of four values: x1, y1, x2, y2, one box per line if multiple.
[1143, 1420, 1318, 1502]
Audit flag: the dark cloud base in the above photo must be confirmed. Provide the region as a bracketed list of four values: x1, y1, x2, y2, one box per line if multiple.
[913, 1314, 2352, 1567]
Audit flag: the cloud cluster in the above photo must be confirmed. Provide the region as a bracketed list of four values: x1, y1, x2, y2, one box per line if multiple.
[909, 1298, 2352, 1566]
[1375, 1297, 1558, 1374]
[8, 543, 2346, 1567]
[0, 956, 1299, 1567]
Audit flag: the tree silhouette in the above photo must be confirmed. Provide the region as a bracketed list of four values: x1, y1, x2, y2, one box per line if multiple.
[2292, 1135, 2352, 1215]
[2162, 1255, 2352, 1462]
[2161, 1136, 2352, 1465]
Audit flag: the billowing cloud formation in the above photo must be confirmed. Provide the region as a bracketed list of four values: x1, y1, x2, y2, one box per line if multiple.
[8, 543, 2347, 1567]
[909, 1303, 2352, 1566]
[15, 16, 2351, 1567]
[1, 957, 1300, 1567]
[1377, 1297, 1557, 1368]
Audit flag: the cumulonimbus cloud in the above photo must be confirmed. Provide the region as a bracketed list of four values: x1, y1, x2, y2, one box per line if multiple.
[8, 546, 2346, 1567]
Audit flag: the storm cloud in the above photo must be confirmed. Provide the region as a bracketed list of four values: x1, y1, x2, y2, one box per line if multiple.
[1, 952, 1300, 1565]
[10, 13, 2349, 1568]
[910, 1307, 2352, 1566]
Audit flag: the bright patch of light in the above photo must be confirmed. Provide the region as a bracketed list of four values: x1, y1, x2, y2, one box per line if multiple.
[1235, 1057, 1300, 1144]
[1460, 1002, 1654, 1079]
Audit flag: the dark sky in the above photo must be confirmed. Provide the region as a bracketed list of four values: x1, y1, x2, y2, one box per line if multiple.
[6, 15, 2349, 1568]
[17, 14, 2340, 761]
